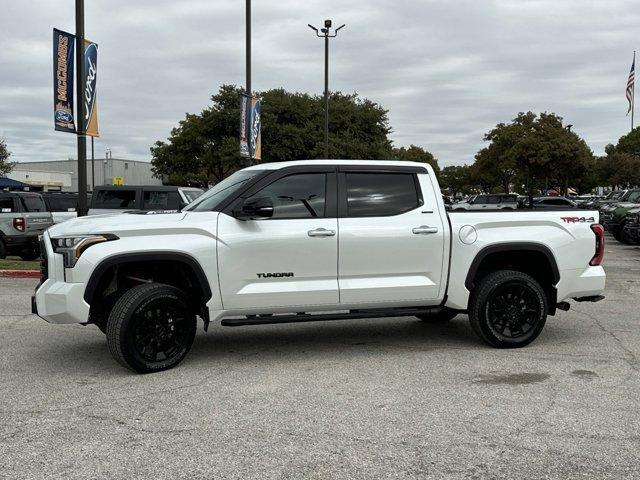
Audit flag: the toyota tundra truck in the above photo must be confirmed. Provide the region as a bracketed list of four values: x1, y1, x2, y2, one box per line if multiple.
[32, 160, 606, 373]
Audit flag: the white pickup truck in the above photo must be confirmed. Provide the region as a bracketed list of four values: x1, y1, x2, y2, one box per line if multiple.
[33, 160, 606, 373]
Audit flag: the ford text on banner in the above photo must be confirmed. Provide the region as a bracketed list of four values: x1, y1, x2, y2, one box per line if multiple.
[53, 29, 76, 133]
[84, 39, 99, 137]
[240, 95, 261, 159]
[250, 98, 262, 160]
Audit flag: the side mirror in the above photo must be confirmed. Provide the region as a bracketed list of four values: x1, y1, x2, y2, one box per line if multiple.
[234, 196, 274, 220]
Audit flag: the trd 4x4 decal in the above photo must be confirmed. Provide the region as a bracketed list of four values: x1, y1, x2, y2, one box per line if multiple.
[561, 216, 595, 223]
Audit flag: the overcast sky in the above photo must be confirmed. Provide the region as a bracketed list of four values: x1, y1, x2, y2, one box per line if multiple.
[2, 0, 639, 167]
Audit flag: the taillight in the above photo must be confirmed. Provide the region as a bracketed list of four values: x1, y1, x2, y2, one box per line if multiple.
[590, 224, 605, 266]
[13, 217, 25, 232]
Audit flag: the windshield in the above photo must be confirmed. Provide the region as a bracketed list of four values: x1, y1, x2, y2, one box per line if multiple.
[184, 170, 264, 212]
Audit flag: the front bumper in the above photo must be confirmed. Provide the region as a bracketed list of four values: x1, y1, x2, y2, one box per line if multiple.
[32, 232, 90, 324]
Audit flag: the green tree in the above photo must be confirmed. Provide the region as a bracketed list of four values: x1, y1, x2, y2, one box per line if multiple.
[151, 85, 395, 186]
[0, 138, 15, 177]
[474, 112, 593, 197]
[609, 126, 640, 155]
[439, 165, 473, 197]
[391, 145, 439, 173]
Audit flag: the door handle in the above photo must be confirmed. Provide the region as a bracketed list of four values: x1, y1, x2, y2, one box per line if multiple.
[412, 225, 438, 235]
[308, 228, 336, 237]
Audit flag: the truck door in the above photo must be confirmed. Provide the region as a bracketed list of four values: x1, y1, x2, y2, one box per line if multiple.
[217, 168, 339, 310]
[337, 167, 446, 305]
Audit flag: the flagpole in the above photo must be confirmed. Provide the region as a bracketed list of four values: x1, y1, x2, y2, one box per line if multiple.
[633, 51, 636, 132]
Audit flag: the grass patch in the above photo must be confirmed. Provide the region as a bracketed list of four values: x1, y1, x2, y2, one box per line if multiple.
[0, 256, 40, 270]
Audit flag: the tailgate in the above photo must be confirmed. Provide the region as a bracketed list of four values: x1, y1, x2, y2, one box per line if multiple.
[24, 213, 54, 234]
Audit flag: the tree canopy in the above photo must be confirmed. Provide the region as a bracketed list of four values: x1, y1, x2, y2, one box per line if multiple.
[469, 112, 593, 195]
[0, 139, 14, 177]
[151, 85, 438, 186]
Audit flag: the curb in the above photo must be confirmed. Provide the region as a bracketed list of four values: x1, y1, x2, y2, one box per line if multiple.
[0, 270, 40, 279]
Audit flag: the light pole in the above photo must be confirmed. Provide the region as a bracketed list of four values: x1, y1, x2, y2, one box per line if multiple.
[75, 0, 87, 215]
[245, 0, 252, 166]
[308, 20, 345, 159]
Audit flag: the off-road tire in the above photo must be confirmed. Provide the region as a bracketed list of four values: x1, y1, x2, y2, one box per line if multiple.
[417, 309, 458, 323]
[469, 270, 547, 348]
[106, 283, 196, 373]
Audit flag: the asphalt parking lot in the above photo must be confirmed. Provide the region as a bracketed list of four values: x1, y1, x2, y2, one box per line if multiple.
[1, 237, 639, 479]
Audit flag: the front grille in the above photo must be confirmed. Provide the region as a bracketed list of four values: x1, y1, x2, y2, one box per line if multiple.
[38, 237, 48, 285]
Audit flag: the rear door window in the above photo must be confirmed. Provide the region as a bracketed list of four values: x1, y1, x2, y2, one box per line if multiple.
[487, 195, 501, 204]
[0, 197, 15, 213]
[143, 190, 181, 210]
[46, 196, 77, 212]
[93, 189, 137, 209]
[345, 173, 420, 217]
[20, 195, 47, 212]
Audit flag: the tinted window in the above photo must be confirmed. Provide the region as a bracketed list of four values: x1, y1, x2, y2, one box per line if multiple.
[46, 195, 77, 212]
[346, 173, 419, 217]
[0, 197, 15, 213]
[501, 195, 516, 203]
[250, 173, 326, 219]
[187, 170, 262, 212]
[143, 191, 181, 210]
[487, 195, 501, 204]
[93, 189, 137, 209]
[627, 191, 640, 203]
[181, 189, 204, 203]
[474, 195, 488, 204]
[20, 195, 46, 212]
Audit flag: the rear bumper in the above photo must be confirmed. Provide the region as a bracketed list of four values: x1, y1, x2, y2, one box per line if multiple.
[556, 266, 606, 303]
[1, 234, 38, 248]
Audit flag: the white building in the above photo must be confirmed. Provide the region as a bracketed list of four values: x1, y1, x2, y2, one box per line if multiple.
[13, 158, 162, 192]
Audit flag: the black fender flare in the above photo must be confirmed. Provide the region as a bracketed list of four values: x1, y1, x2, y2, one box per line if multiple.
[83, 252, 212, 305]
[464, 242, 560, 290]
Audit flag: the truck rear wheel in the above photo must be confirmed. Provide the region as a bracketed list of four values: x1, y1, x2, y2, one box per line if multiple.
[469, 270, 547, 348]
[0, 240, 6, 259]
[106, 283, 197, 373]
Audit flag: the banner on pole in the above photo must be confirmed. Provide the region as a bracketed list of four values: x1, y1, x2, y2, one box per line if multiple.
[240, 94, 261, 160]
[84, 39, 99, 137]
[53, 29, 76, 133]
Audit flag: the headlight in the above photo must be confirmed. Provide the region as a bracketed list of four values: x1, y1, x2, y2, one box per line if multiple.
[50, 234, 118, 268]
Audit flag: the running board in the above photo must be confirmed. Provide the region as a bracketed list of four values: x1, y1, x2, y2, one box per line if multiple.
[221, 307, 444, 327]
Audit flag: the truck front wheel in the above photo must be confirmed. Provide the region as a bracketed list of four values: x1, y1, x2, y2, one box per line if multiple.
[106, 283, 197, 373]
[469, 270, 547, 348]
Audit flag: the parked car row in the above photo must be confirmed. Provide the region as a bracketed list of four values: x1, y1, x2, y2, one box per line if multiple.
[449, 193, 577, 211]
[0, 185, 204, 260]
[599, 188, 640, 245]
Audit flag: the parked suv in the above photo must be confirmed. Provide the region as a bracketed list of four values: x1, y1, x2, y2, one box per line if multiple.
[88, 185, 204, 216]
[0, 192, 54, 259]
[42, 192, 79, 224]
[452, 194, 518, 211]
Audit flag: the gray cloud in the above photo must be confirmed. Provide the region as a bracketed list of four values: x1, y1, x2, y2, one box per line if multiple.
[2, 0, 639, 166]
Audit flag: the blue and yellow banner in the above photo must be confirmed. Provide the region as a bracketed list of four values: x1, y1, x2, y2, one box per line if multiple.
[53, 29, 76, 133]
[240, 94, 261, 160]
[83, 39, 99, 137]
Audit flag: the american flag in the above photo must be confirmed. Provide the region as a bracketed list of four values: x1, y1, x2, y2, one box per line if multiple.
[627, 53, 635, 116]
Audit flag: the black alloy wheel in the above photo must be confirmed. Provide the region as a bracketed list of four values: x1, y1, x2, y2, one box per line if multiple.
[469, 270, 547, 348]
[106, 283, 197, 373]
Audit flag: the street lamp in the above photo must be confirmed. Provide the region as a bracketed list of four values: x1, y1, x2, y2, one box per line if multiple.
[308, 19, 345, 159]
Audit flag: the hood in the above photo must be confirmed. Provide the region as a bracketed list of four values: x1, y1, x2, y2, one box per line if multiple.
[47, 211, 188, 237]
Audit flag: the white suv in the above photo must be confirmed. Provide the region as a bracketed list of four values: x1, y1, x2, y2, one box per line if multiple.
[453, 194, 518, 211]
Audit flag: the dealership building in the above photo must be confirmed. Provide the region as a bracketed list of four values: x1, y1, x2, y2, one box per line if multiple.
[10, 158, 162, 192]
